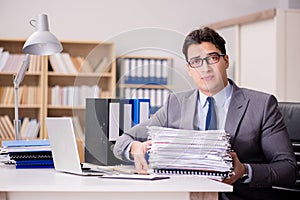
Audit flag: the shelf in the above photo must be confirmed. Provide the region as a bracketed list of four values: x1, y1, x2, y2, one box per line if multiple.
[0, 104, 41, 108]
[48, 72, 113, 86]
[0, 72, 41, 86]
[119, 84, 171, 89]
[47, 105, 85, 110]
[48, 72, 113, 77]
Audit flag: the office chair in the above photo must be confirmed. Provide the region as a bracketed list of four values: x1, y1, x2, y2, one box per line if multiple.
[272, 102, 300, 195]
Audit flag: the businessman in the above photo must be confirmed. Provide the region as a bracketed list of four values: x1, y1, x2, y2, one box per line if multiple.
[113, 26, 298, 199]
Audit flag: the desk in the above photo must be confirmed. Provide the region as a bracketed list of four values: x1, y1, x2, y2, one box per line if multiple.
[0, 167, 232, 200]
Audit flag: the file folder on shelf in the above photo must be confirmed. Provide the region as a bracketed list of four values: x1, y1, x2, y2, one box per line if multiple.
[117, 57, 170, 85]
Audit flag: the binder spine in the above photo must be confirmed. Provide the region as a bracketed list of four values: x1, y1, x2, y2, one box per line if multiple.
[9, 151, 53, 160]
[15, 159, 54, 169]
[153, 168, 229, 178]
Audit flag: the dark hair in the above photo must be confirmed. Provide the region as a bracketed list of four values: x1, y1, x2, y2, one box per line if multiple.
[182, 26, 226, 62]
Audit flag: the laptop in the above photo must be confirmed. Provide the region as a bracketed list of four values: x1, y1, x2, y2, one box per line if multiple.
[46, 117, 105, 176]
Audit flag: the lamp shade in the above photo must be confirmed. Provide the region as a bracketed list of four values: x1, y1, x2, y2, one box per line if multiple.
[23, 14, 62, 55]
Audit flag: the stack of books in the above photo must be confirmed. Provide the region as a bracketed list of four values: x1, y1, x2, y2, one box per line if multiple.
[148, 126, 233, 180]
[1, 139, 54, 169]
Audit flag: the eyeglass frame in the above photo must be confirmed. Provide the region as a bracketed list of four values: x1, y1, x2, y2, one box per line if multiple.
[187, 52, 225, 68]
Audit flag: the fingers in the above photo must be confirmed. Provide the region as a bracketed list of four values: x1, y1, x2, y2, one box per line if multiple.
[222, 172, 236, 185]
[133, 153, 149, 174]
[222, 151, 246, 185]
[143, 140, 152, 146]
[130, 141, 151, 174]
[143, 140, 152, 151]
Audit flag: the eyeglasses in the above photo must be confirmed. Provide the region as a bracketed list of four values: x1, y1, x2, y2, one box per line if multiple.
[188, 53, 225, 68]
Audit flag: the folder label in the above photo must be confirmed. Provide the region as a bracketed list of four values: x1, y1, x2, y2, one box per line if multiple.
[123, 104, 132, 132]
[139, 102, 150, 123]
[109, 102, 120, 141]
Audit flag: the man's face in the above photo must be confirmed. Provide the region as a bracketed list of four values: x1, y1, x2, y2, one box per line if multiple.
[186, 42, 229, 96]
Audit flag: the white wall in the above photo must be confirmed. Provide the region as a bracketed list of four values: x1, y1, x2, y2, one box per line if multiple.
[0, 0, 290, 92]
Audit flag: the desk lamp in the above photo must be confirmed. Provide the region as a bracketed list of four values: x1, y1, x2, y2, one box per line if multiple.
[13, 14, 63, 139]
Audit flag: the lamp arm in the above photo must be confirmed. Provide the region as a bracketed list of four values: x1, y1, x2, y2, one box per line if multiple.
[13, 54, 30, 139]
[13, 54, 30, 87]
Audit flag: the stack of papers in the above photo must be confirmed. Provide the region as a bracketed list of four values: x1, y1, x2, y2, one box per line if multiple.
[147, 126, 233, 180]
[0, 150, 10, 164]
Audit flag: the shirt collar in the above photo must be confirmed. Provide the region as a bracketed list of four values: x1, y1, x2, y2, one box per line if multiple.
[199, 81, 232, 108]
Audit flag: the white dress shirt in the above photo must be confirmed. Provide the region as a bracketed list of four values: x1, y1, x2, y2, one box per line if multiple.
[195, 81, 233, 130]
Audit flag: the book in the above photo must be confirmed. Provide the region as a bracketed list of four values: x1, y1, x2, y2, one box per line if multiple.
[2, 54, 26, 73]
[3, 115, 14, 140]
[20, 117, 30, 139]
[71, 56, 81, 72]
[8, 150, 53, 160]
[53, 53, 68, 73]
[20, 85, 27, 104]
[2, 139, 51, 148]
[0, 51, 10, 71]
[76, 56, 93, 73]
[49, 53, 62, 72]
[94, 57, 109, 73]
[28, 55, 36, 72]
[0, 117, 10, 140]
[23, 118, 40, 139]
[0, 116, 14, 140]
[61, 52, 77, 73]
[15, 159, 54, 169]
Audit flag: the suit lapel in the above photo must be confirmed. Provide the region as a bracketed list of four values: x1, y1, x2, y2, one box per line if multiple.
[180, 90, 198, 129]
[225, 82, 249, 143]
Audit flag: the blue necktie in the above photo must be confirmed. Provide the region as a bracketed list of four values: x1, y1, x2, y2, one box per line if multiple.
[205, 97, 217, 130]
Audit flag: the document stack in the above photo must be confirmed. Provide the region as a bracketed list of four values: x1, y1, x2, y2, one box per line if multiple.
[1, 139, 54, 169]
[148, 126, 233, 180]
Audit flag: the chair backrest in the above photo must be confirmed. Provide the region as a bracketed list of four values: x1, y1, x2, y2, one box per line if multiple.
[276, 102, 300, 192]
[278, 102, 300, 141]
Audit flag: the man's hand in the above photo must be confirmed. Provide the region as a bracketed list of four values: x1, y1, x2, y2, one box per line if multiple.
[130, 140, 152, 174]
[222, 151, 246, 185]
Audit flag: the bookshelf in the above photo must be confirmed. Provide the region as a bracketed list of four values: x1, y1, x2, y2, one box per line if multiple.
[45, 40, 116, 139]
[116, 56, 172, 114]
[0, 39, 116, 143]
[0, 39, 45, 140]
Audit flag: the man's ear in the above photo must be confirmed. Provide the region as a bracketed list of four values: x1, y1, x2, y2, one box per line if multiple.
[224, 54, 229, 69]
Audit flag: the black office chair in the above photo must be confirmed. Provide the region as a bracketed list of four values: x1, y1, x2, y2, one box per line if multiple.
[272, 102, 300, 196]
